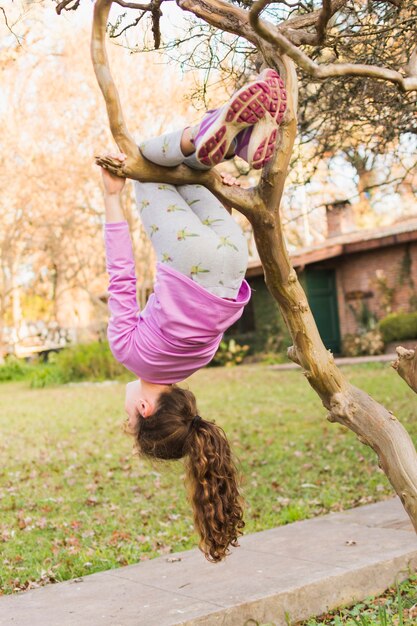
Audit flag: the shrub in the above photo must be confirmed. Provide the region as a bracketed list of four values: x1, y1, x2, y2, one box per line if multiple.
[0, 356, 32, 382]
[210, 339, 250, 367]
[342, 329, 385, 357]
[52, 341, 126, 382]
[0, 342, 127, 387]
[378, 311, 417, 343]
[30, 364, 66, 388]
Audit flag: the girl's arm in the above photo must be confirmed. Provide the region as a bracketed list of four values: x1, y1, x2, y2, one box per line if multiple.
[100, 154, 140, 364]
[102, 153, 127, 223]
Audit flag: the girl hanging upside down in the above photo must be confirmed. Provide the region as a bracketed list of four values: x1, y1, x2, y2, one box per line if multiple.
[98, 68, 287, 562]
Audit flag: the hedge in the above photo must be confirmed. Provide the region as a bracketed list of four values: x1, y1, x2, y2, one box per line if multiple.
[378, 311, 417, 343]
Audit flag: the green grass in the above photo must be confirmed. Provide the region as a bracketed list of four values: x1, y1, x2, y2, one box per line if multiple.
[300, 573, 417, 625]
[0, 363, 415, 595]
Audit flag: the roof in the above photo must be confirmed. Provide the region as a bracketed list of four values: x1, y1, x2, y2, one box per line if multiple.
[247, 217, 417, 277]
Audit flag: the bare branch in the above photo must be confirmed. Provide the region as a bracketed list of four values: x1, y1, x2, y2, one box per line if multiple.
[177, 0, 259, 45]
[278, 0, 347, 35]
[151, 0, 163, 49]
[56, 0, 81, 15]
[258, 55, 298, 207]
[392, 346, 417, 394]
[95, 154, 258, 219]
[0, 6, 23, 45]
[249, 0, 417, 92]
[91, 0, 138, 157]
[109, 13, 145, 38]
[315, 0, 332, 45]
[113, 0, 155, 8]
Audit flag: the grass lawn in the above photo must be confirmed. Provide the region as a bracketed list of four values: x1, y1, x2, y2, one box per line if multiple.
[0, 362, 415, 595]
[301, 573, 417, 625]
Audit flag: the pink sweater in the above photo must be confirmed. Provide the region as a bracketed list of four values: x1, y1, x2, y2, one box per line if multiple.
[104, 222, 251, 384]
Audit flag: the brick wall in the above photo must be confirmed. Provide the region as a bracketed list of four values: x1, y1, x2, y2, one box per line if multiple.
[335, 242, 417, 336]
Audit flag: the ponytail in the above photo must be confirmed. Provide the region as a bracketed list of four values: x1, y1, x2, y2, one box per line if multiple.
[135, 385, 245, 562]
[186, 419, 245, 562]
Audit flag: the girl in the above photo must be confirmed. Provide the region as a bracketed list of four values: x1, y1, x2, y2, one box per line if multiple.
[100, 69, 286, 562]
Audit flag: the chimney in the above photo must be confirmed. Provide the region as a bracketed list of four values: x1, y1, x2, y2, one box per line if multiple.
[325, 200, 356, 238]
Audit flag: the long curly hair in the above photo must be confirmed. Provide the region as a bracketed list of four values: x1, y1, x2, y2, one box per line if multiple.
[133, 385, 245, 562]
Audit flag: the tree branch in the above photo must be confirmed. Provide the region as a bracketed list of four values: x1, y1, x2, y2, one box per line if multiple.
[112, 0, 156, 8]
[95, 154, 258, 219]
[315, 0, 332, 44]
[0, 6, 23, 45]
[280, 0, 346, 36]
[249, 0, 417, 92]
[91, 0, 139, 157]
[177, 0, 259, 45]
[392, 346, 417, 394]
[56, 0, 81, 15]
[151, 0, 163, 49]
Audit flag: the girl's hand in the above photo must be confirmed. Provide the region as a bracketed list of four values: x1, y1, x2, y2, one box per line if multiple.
[220, 172, 241, 187]
[100, 152, 127, 195]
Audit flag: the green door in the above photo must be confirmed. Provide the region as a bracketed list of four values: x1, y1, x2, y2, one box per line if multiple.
[305, 269, 341, 354]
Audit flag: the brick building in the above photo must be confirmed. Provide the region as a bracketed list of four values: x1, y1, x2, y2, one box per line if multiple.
[238, 205, 417, 354]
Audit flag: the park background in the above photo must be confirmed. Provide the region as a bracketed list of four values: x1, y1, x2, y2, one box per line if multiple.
[1, 0, 417, 621]
[1, 0, 416, 365]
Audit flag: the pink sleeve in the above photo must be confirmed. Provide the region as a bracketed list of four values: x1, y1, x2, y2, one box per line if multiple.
[104, 221, 139, 364]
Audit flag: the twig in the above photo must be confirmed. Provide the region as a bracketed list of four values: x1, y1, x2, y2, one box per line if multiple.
[249, 0, 417, 92]
[0, 6, 23, 45]
[109, 13, 145, 38]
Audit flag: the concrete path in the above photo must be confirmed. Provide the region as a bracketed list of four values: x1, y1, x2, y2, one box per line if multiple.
[1, 498, 415, 626]
[269, 353, 397, 371]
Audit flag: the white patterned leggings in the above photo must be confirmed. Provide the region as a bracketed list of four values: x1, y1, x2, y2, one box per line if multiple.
[135, 181, 248, 299]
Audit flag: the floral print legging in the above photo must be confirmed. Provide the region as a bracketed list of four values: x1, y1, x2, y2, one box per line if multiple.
[134, 181, 248, 299]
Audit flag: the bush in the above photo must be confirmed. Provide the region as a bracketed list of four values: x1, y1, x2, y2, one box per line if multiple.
[52, 341, 126, 382]
[30, 364, 66, 388]
[0, 342, 128, 387]
[342, 329, 385, 357]
[210, 339, 249, 367]
[378, 311, 417, 343]
[0, 356, 32, 382]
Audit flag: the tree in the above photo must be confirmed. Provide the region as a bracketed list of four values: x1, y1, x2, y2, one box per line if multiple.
[0, 5, 198, 350]
[60, 0, 417, 528]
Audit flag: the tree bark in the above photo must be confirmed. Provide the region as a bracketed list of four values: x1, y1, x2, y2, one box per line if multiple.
[91, 0, 417, 533]
[393, 346, 417, 394]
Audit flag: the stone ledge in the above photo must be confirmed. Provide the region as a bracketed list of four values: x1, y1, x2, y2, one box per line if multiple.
[0, 498, 416, 626]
